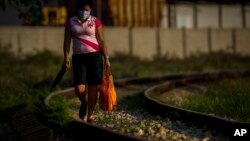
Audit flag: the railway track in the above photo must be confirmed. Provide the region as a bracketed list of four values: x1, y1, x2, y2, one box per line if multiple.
[44, 70, 250, 141]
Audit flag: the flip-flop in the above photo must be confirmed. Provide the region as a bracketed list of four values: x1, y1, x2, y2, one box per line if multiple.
[79, 100, 87, 119]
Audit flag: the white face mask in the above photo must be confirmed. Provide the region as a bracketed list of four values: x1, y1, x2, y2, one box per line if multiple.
[78, 10, 91, 20]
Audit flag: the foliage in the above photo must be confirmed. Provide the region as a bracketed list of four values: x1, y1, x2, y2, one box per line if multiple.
[0, 49, 71, 135]
[0, 0, 48, 25]
[43, 96, 73, 128]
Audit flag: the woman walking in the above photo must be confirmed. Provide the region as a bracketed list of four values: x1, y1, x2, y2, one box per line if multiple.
[63, 0, 110, 123]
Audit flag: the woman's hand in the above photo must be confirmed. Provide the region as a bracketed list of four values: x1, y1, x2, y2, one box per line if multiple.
[64, 59, 71, 70]
[105, 58, 111, 69]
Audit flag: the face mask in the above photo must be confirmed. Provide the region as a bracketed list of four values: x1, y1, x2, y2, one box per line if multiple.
[78, 10, 91, 20]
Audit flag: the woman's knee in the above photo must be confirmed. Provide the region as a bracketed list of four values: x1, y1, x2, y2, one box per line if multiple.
[75, 85, 86, 94]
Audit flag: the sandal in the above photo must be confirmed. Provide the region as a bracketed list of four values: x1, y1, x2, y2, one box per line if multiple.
[87, 116, 95, 123]
[79, 101, 87, 119]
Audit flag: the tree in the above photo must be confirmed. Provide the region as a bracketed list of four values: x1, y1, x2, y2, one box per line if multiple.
[0, 0, 48, 25]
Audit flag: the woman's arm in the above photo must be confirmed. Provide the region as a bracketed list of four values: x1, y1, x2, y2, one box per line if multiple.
[63, 19, 72, 70]
[96, 26, 111, 68]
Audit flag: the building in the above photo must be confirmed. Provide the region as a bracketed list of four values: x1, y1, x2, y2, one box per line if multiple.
[1, 0, 250, 28]
[98, 0, 250, 28]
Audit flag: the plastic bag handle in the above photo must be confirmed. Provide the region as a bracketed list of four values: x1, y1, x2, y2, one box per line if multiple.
[104, 66, 111, 76]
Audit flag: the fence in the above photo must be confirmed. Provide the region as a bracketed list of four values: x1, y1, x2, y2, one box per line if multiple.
[0, 26, 250, 59]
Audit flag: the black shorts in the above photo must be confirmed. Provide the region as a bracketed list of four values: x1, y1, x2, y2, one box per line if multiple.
[72, 52, 103, 86]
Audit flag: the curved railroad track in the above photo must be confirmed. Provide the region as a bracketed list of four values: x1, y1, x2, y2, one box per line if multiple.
[44, 70, 250, 141]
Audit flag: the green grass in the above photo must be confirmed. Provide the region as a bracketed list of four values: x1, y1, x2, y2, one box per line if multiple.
[43, 96, 73, 127]
[1, 49, 250, 140]
[110, 52, 250, 79]
[0, 49, 73, 132]
[182, 78, 250, 122]
[153, 78, 250, 122]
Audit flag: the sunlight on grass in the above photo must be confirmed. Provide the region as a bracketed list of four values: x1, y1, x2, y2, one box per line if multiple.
[153, 78, 250, 122]
[184, 78, 250, 122]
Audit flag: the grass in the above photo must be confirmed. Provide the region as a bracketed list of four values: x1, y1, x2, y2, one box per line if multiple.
[183, 78, 250, 122]
[152, 78, 250, 122]
[0, 48, 250, 140]
[0, 49, 73, 139]
[43, 96, 73, 127]
[110, 52, 250, 79]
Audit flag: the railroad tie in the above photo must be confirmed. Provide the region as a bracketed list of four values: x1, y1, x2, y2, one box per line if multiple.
[12, 107, 53, 141]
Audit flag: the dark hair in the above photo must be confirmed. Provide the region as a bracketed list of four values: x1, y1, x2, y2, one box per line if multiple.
[76, 0, 93, 10]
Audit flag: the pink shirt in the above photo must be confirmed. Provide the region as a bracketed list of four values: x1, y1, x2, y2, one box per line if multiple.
[68, 16, 102, 54]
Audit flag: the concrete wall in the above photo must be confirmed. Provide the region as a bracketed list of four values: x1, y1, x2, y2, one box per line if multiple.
[0, 26, 20, 53]
[160, 29, 183, 58]
[236, 29, 250, 55]
[132, 28, 157, 59]
[104, 27, 130, 55]
[186, 29, 209, 56]
[0, 26, 65, 54]
[1, 26, 250, 60]
[211, 29, 233, 53]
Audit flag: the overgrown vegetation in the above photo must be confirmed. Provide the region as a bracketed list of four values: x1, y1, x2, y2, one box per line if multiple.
[0, 49, 250, 140]
[184, 78, 250, 122]
[110, 52, 250, 79]
[152, 78, 250, 122]
[0, 0, 47, 25]
[0, 49, 72, 140]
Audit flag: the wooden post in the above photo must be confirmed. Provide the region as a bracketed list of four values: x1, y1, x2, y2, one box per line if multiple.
[232, 28, 236, 53]
[207, 28, 212, 53]
[182, 27, 187, 58]
[129, 27, 133, 55]
[156, 28, 161, 57]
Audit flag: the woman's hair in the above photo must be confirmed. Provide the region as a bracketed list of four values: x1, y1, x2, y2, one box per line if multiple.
[76, 0, 93, 10]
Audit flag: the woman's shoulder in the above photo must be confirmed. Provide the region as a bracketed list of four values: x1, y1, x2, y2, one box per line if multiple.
[64, 16, 78, 27]
[90, 16, 101, 22]
[65, 16, 77, 23]
[90, 16, 102, 27]
[70, 16, 78, 21]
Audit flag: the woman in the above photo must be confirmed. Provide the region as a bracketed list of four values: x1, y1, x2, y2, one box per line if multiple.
[63, 0, 111, 123]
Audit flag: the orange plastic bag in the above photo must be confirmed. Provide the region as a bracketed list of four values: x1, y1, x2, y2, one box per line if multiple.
[99, 69, 117, 111]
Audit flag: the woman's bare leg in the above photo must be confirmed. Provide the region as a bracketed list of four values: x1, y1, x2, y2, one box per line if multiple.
[87, 85, 98, 120]
[75, 85, 87, 119]
[75, 85, 86, 102]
